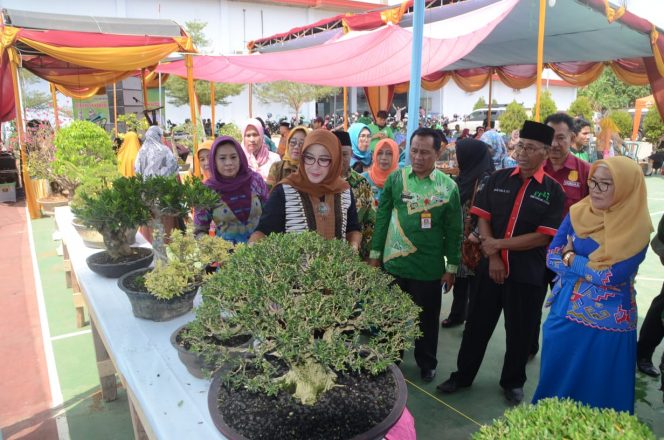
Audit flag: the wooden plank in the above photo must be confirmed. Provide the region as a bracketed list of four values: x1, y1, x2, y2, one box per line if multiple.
[90, 318, 117, 402]
[129, 398, 150, 440]
[63, 243, 72, 288]
[71, 271, 86, 328]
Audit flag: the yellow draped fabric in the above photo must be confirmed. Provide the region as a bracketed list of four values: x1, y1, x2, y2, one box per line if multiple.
[452, 71, 491, 92]
[548, 62, 605, 86]
[650, 28, 664, 78]
[117, 132, 141, 177]
[422, 74, 450, 91]
[495, 69, 536, 89]
[610, 62, 649, 85]
[603, 0, 626, 23]
[54, 84, 104, 100]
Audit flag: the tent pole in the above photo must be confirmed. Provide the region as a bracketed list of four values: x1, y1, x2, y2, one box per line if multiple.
[405, 0, 425, 165]
[49, 83, 60, 130]
[486, 69, 493, 129]
[343, 87, 348, 130]
[185, 54, 200, 177]
[210, 81, 216, 137]
[141, 68, 149, 112]
[113, 83, 118, 136]
[10, 55, 40, 219]
[534, 0, 547, 122]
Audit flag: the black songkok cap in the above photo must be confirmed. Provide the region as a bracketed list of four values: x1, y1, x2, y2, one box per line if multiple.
[333, 130, 352, 147]
[519, 120, 555, 146]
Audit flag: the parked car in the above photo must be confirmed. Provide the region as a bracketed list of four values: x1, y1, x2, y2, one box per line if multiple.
[457, 107, 508, 133]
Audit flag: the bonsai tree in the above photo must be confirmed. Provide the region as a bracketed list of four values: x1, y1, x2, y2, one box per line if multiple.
[70, 163, 121, 213]
[53, 120, 116, 198]
[139, 175, 219, 263]
[472, 398, 655, 440]
[143, 226, 233, 300]
[197, 232, 421, 406]
[71, 177, 151, 260]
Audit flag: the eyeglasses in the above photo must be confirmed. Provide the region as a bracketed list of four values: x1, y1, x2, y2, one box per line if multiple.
[302, 154, 332, 167]
[587, 178, 613, 192]
[289, 140, 305, 148]
[515, 145, 546, 155]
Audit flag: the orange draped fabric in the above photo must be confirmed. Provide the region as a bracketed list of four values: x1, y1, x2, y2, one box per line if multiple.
[548, 62, 605, 86]
[54, 84, 104, 100]
[451, 70, 491, 92]
[363, 86, 395, 120]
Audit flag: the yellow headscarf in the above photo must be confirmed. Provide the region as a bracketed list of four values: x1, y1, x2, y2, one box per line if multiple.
[117, 132, 141, 177]
[198, 139, 214, 180]
[283, 126, 308, 165]
[570, 156, 653, 270]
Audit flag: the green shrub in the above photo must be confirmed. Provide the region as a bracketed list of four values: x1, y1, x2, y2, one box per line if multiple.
[216, 122, 242, 140]
[472, 398, 655, 440]
[567, 96, 594, 122]
[499, 101, 528, 134]
[642, 107, 664, 145]
[539, 90, 558, 123]
[608, 110, 632, 139]
[196, 232, 421, 405]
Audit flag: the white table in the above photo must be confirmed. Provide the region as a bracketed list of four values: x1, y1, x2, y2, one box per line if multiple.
[54, 207, 225, 440]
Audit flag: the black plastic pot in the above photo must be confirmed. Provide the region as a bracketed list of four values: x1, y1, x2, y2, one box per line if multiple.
[170, 324, 252, 379]
[118, 268, 197, 321]
[207, 364, 407, 440]
[86, 247, 153, 278]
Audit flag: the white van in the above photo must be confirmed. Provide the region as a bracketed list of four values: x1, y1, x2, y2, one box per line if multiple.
[457, 107, 507, 133]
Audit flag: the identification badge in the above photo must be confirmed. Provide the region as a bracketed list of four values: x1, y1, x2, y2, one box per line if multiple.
[421, 210, 432, 229]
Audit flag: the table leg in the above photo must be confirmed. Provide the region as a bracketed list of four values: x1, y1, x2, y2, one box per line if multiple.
[90, 318, 117, 402]
[129, 398, 150, 440]
[70, 270, 86, 328]
[63, 243, 72, 288]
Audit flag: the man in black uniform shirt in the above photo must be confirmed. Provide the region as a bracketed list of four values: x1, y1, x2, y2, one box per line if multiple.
[437, 120, 565, 405]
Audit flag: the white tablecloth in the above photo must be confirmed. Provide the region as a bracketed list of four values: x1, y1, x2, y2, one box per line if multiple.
[54, 207, 225, 439]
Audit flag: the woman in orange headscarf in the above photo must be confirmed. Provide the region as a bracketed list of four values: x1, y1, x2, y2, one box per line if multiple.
[197, 139, 214, 181]
[249, 129, 361, 248]
[361, 138, 399, 209]
[116, 132, 141, 177]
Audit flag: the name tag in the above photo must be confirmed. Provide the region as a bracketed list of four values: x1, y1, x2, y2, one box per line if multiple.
[563, 180, 581, 188]
[421, 211, 432, 229]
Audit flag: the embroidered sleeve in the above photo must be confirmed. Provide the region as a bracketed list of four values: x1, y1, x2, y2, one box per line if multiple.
[569, 248, 647, 286]
[546, 214, 572, 276]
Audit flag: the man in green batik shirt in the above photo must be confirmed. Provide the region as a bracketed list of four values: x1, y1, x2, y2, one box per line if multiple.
[368, 110, 395, 153]
[369, 127, 463, 383]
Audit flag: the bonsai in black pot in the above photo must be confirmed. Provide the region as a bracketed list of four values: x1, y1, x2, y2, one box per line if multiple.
[199, 232, 421, 440]
[72, 176, 153, 278]
[118, 226, 233, 321]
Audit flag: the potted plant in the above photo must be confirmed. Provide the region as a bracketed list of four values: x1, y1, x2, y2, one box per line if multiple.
[138, 175, 218, 264]
[117, 226, 233, 321]
[72, 176, 153, 278]
[200, 232, 421, 440]
[70, 164, 128, 249]
[472, 398, 655, 439]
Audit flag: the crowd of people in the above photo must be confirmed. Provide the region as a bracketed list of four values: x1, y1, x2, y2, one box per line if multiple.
[119, 109, 663, 414]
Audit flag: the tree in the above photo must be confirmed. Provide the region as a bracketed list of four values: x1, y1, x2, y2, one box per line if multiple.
[254, 81, 339, 119]
[578, 68, 651, 112]
[539, 89, 557, 122]
[607, 110, 632, 139]
[499, 100, 528, 134]
[642, 107, 664, 145]
[567, 96, 594, 122]
[21, 70, 51, 110]
[164, 21, 244, 110]
[473, 97, 487, 110]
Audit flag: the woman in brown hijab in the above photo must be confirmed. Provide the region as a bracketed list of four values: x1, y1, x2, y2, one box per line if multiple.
[249, 130, 361, 249]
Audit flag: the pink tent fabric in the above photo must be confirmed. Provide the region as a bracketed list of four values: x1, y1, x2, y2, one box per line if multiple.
[0, 52, 16, 122]
[157, 0, 519, 87]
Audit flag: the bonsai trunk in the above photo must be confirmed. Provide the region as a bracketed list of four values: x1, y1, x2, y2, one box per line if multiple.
[277, 357, 337, 406]
[150, 217, 168, 265]
[101, 229, 133, 260]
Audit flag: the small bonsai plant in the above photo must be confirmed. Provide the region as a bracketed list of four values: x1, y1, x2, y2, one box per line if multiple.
[143, 226, 233, 300]
[472, 398, 655, 440]
[71, 176, 151, 260]
[198, 232, 421, 406]
[53, 120, 116, 198]
[139, 175, 219, 263]
[70, 163, 121, 213]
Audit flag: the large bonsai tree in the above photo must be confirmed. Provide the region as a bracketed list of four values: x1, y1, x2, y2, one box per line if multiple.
[71, 177, 151, 260]
[196, 232, 421, 405]
[139, 175, 218, 263]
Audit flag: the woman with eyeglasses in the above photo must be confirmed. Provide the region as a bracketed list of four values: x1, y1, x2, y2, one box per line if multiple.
[533, 157, 653, 414]
[349, 122, 373, 173]
[266, 126, 307, 190]
[249, 130, 362, 249]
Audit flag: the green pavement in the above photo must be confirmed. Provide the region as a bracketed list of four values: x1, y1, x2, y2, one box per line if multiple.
[30, 175, 664, 439]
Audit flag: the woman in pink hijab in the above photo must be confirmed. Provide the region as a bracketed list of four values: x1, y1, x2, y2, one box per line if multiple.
[242, 118, 280, 181]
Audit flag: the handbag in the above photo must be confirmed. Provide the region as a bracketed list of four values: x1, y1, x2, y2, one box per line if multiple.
[461, 181, 482, 270]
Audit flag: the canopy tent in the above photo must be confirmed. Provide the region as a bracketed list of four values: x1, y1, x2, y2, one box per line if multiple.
[632, 94, 655, 140]
[157, 0, 664, 122]
[0, 9, 195, 219]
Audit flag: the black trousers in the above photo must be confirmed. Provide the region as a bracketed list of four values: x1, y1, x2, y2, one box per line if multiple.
[446, 277, 470, 323]
[451, 271, 547, 389]
[637, 283, 664, 362]
[394, 276, 442, 371]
